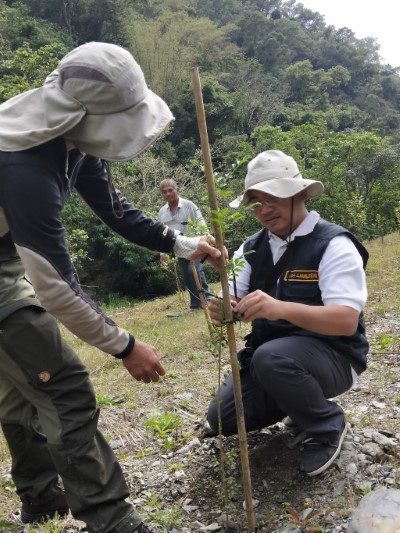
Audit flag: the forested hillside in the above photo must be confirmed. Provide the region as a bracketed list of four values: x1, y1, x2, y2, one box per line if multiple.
[1, 0, 400, 299]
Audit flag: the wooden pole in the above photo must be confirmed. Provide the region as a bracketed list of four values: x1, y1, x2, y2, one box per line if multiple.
[191, 67, 256, 533]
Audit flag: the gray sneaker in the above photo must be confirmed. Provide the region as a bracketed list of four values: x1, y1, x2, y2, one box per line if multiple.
[299, 422, 350, 477]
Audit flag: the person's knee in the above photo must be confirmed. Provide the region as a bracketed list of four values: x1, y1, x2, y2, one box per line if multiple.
[251, 347, 299, 387]
[250, 346, 276, 376]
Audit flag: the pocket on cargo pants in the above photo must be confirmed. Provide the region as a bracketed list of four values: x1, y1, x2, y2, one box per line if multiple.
[0, 305, 98, 447]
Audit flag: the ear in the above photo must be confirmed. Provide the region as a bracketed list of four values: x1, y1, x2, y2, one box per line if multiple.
[297, 189, 308, 201]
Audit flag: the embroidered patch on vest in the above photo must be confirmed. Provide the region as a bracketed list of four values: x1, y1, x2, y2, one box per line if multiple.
[284, 270, 319, 282]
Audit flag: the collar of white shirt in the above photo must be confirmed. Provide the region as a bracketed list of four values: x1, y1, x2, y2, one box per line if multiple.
[268, 210, 320, 261]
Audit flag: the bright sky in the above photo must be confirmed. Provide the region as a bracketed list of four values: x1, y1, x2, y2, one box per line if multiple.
[298, 0, 400, 68]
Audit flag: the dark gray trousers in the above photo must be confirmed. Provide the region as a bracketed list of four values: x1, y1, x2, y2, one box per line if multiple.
[0, 299, 141, 532]
[207, 336, 353, 443]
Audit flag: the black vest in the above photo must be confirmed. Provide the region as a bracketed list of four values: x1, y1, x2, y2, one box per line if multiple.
[242, 219, 369, 375]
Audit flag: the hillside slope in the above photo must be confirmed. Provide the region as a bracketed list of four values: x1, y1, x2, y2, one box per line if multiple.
[0, 233, 399, 532]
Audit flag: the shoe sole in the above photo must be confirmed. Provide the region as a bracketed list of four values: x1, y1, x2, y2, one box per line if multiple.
[306, 422, 350, 477]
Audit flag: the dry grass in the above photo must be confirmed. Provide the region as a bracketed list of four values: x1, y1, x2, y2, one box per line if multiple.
[365, 232, 400, 317]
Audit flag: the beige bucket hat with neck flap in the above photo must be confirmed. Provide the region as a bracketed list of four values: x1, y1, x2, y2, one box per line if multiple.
[0, 41, 174, 161]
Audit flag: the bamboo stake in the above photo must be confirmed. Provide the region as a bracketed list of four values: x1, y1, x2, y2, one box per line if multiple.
[191, 67, 256, 533]
[190, 261, 213, 336]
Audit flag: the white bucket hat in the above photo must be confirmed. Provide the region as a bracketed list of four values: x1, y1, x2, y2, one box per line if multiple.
[0, 42, 174, 161]
[230, 150, 324, 207]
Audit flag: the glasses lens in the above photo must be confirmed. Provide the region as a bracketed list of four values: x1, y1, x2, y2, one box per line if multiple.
[268, 196, 281, 205]
[250, 201, 262, 212]
[250, 196, 280, 211]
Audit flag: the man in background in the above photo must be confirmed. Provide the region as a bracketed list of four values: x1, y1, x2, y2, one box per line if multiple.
[158, 179, 211, 311]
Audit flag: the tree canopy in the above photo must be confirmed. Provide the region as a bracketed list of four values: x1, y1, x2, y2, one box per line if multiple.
[1, 0, 400, 298]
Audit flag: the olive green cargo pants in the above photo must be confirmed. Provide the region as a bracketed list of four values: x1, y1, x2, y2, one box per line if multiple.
[0, 253, 142, 532]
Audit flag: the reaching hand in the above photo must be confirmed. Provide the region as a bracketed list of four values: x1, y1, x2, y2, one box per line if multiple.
[233, 290, 283, 323]
[188, 235, 228, 270]
[122, 339, 166, 383]
[208, 296, 237, 326]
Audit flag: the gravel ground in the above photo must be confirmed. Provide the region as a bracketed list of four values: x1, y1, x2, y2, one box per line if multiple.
[1, 259, 400, 532]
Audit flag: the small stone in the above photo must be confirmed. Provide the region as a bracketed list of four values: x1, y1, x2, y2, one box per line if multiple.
[371, 431, 397, 446]
[361, 442, 385, 459]
[342, 441, 354, 451]
[366, 464, 378, 475]
[333, 480, 346, 497]
[372, 400, 386, 409]
[187, 438, 202, 450]
[174, 470, 186, 481]
[199, 522, 221, 531]
[345, 462, 358, 475]
[190, 521, 206, 529]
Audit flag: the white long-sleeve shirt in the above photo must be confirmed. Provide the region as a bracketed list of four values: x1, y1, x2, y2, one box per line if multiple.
[230, 211, 367, 313]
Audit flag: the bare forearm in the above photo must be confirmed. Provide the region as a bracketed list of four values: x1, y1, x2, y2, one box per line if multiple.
[235, 290, 360, 337]
[276, 302, 359, 336]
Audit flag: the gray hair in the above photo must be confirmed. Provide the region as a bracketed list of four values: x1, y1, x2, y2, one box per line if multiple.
[160, 178, 178, 191]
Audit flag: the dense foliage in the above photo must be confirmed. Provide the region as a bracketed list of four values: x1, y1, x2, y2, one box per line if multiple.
[1, 0, 400, 298]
